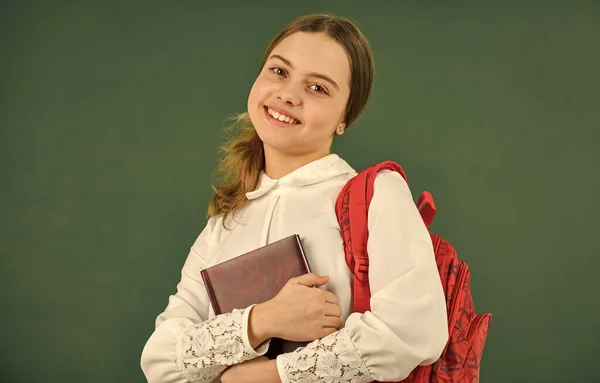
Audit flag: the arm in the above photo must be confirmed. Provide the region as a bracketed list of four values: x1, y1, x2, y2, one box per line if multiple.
[221, 358, 281, 383]
[276, 170, 449, 382]
[140, 216, 270, 383]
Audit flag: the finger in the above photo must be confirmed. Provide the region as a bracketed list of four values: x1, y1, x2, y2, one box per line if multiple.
[322, 316, 343, 329]
[324, 303, 342, 318]
[318, 326, 338, 338]
[292, 273, 329, 287]
[322, 291, 338, 305]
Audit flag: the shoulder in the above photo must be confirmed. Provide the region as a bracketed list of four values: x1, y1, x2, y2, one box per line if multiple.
[372, 169, 412, 201]
[190, 215, 222, 257]
[366, 168, 425, 224]
[367, 168, 429, 238]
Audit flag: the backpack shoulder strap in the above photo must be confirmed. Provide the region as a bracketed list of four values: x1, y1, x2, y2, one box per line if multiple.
[335, 161, 407, 313]
[335, 161, 438, 314]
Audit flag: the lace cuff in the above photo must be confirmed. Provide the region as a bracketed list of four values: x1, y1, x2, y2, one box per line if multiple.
[175, 306, 270, 382]
[276, 329, 372, 383]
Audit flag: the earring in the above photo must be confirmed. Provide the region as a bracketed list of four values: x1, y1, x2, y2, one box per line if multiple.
[337, 124, 345, 135]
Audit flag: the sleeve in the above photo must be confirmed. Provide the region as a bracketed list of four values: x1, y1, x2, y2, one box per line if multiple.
[140, 216, 270, 383]
[276, 170, 448, 383]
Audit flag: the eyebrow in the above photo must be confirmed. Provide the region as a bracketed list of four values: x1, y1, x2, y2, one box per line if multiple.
[269, 54, 340, 90]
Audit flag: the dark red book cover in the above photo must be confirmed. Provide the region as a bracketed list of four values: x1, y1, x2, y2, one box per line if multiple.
[200, 234, 311, 359]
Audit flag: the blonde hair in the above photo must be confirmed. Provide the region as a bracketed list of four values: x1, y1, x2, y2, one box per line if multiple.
[208, 14, 375, 225]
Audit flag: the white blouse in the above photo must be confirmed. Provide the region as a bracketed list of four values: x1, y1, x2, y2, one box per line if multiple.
[140, 154, 448, 383]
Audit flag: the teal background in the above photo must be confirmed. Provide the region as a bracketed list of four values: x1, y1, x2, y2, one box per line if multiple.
[1, 1, 599, 382]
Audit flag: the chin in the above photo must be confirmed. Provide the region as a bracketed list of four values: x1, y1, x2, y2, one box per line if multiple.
[258, 129, 302, 154]
[258, 131, 290, 149]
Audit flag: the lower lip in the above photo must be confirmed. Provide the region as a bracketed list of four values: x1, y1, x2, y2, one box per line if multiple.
[264, 107, 299, 128]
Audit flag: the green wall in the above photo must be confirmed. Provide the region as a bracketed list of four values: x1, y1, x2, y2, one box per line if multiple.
[1, 1, 598, 382]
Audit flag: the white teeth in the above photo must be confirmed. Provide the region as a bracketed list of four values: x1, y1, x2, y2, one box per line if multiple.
[268, 108, 297, 124]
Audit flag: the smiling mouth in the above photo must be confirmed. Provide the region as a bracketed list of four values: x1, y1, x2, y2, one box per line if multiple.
[264, 106, 300, 125]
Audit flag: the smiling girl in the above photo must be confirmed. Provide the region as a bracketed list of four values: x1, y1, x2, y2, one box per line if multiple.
[141, 13, 448, 383]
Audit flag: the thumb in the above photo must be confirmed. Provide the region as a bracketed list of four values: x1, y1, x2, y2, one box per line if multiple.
[293, 273, 329, 287]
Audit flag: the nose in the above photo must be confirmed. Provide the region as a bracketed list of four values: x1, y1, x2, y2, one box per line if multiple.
[276, 82, 301, 106]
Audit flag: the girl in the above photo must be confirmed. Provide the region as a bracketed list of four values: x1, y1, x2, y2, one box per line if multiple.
[141, 13, 448, 383]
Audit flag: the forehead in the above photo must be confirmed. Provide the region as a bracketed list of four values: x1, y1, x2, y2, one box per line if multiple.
[270, 32, 351, 86]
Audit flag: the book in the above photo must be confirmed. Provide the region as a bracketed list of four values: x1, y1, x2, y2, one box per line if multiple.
[200, 234, 311, 359]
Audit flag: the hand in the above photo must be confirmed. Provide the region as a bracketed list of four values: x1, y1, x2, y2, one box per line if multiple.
[249, 273, 343, 346]
[221, 357, 280, 383]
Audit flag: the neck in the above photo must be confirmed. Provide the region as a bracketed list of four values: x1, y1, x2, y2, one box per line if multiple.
[263, 145, 331, 179]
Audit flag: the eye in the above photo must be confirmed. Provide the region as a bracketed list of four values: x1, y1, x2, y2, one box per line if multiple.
[270, 67, 287, 77]
[309, 84, 328, 95]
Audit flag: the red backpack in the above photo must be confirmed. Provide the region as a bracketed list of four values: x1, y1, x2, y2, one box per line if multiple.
[335, 161, 492, 383]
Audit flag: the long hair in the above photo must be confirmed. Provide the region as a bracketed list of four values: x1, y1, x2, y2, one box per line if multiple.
[208, 14, 375, 225]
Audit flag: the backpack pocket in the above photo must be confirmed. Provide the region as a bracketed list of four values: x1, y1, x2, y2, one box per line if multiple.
[459, 313, 492, 382]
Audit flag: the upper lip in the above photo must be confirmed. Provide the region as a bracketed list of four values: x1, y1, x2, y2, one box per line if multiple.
[265, 105, 301, 122]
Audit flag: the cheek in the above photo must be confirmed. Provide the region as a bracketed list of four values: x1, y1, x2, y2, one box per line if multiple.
[247, 82, 259, 111]
[247, 77, 269, 110]
[305, 100, 344, 131]
[247, 77, 274, 133]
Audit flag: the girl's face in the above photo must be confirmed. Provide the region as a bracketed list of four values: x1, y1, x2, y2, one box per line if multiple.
[247, 32, 351, 160]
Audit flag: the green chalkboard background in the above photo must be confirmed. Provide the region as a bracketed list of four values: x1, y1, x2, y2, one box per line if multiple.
[1, 1, 598, 382]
